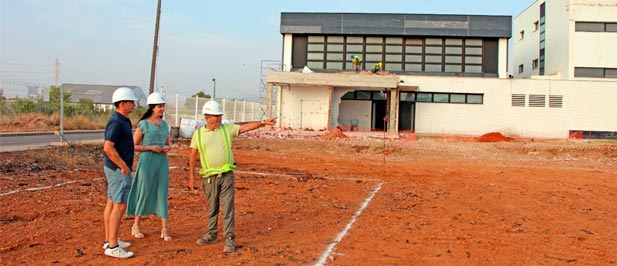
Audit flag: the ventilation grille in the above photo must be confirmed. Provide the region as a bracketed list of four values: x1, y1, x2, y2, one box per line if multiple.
[511, 94, 526, 107]
[549, 95, 563, 108]
[529, 94, 546, 107]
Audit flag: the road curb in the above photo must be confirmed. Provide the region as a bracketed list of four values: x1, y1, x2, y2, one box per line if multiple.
[0, 130, 104, 137]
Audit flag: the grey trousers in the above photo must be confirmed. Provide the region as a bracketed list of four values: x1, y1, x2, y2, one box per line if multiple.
[202, 171, 235, 239]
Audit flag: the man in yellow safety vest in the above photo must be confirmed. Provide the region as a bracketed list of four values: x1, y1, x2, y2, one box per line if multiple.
[188, 100, 276, 253]
[351, 54, 362, 73]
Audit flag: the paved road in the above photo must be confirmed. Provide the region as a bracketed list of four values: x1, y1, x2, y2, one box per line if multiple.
[0, 130, 104, 152]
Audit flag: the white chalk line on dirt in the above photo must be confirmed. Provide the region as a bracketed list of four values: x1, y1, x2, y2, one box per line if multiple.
[1, 181, 78, 196]
[236, 170, 382, 182]
[316, 181, 384, 266]
[0, 178, 104, 197]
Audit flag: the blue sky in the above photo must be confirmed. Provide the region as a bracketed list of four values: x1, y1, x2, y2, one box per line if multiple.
[1, 0, 534, 101]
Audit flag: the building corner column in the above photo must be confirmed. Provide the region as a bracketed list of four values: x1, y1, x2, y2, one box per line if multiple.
[388, 87, 399, 135]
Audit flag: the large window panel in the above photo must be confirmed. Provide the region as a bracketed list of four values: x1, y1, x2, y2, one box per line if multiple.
[445, 56, 462, 63]
[308, 36, 325, 42]
[445, 47, 462, 54]
[465, 39, 482, 46]
[465, 65, 482, 73]
[366, 37, 383, 44]
[425, 64, 442, 72]
[425, 38, 442, 45]
[405, 55, 422, 62]
[326, 53, 344, 60]
[405, 38, 423, 45]
[575, 67, 603, 78]
[386, 37, 403, 44]
[405, 46, 422, 53]
[605, 68, 617, 78]
[347, 36, 363, 43]
[385, 64, 402, 71]
[465, 56, 482, 64]
[467, 94, 483, 104]
[308, 44, 324, 52]
[327, 44, 343, 52]
[425, 55, 442, 63]
[445, 65, 462, 72]
[386, 46, 403, 53]
[575, 22, 604, 32]
[385, 54, 402, 62]
[326, 62, 343, 70]
[400, 92, 415, 102]
[366, 45, 383, 53]
[465, 47, 482, 55]
[346, 45, 363, 52]
[365, 54, 382, 61]
[445, 38, 463, 45]
[450, 94, 466, 103]
[307, 53, 324, 60]
[425, 46, 443, 54]
[405, 64, 422, 71]
[416, 93, 433, 102]
[399, 92, 483, 104]
[307, 61, 323, 69]
[434, 93, 449, 102]
[327, 36, 344, 43]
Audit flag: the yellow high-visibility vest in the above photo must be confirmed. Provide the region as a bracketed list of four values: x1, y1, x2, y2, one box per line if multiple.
[196, 124, 237, 177]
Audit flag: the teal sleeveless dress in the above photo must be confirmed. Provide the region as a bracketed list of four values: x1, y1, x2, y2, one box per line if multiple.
[127, 119, 170, 219]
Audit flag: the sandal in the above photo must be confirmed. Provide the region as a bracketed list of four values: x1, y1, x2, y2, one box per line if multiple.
[132, 225, 145, 238]
[161, 228, 172, 241]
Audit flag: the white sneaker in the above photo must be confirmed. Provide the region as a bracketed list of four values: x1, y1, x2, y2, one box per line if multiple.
[102, 239, 131, 249]
[104, 245, 134, 259]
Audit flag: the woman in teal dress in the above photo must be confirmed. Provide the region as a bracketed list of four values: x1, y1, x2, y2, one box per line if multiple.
[127, 92, 172, 241]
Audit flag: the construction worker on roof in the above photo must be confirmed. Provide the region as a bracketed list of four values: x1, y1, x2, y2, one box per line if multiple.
[350, 54, 362, 73]
[371, 62, 383, 74]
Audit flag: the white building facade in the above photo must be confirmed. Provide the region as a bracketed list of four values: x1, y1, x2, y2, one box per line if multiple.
[514, 0, 617, 79]
[267, 11, 617, 139]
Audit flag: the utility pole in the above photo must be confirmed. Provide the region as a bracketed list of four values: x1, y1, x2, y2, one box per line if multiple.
[212, 78, 216, 100]
[56, 58, 64, 142]
[54, 58, 60, 86]
[149, 0, 162, 94]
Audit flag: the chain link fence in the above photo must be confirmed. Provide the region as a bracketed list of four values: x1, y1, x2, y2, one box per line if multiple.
[1, 80, 266, 139]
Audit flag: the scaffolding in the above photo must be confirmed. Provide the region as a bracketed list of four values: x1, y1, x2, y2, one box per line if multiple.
[259, 60, 282, 117]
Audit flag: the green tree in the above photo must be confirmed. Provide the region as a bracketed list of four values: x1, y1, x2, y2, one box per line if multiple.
[193, 91, 210, 98]
[49, 86, 72, 103]
[76, 98, 96, 116]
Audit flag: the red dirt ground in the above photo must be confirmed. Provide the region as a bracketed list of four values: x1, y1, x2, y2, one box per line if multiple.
[1, 131, 616, 265]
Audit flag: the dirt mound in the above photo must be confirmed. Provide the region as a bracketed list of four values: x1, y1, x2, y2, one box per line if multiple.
[478, 132, 512, 142]
[321, 127, 349, 140]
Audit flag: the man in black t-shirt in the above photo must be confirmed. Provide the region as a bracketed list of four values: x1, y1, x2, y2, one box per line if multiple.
[102, 87, 137, 259]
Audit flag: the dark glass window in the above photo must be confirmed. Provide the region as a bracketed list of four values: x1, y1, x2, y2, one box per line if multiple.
[575, 67, 604, 78]
[575, 22, 604, 32]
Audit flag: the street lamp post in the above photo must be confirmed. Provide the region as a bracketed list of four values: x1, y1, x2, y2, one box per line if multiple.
[212, 78, 216, 100]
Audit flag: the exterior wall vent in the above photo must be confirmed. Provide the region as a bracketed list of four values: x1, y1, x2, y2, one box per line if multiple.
[549, 95, 563, 108]
[511, 94, 526, 107]
[529, 94, 546, 107]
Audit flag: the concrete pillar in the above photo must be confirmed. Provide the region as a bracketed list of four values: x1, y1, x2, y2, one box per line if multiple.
[266, 82, 273, 117]
[388, 88, 399, 134]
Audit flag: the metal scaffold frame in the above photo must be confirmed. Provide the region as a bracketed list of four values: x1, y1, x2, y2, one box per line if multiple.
[259, 60, 282, 117]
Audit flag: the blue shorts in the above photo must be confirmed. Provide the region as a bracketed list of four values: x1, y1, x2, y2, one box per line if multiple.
[104, 166, 132, 204]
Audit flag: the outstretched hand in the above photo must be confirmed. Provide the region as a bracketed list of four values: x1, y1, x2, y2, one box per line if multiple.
[263, 117, 277, 126]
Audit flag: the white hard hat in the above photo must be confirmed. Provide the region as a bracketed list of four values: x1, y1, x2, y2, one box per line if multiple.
[147, 92, 166, 105]
[202, 100, 223, 115]
[112, 87, 138, 103]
